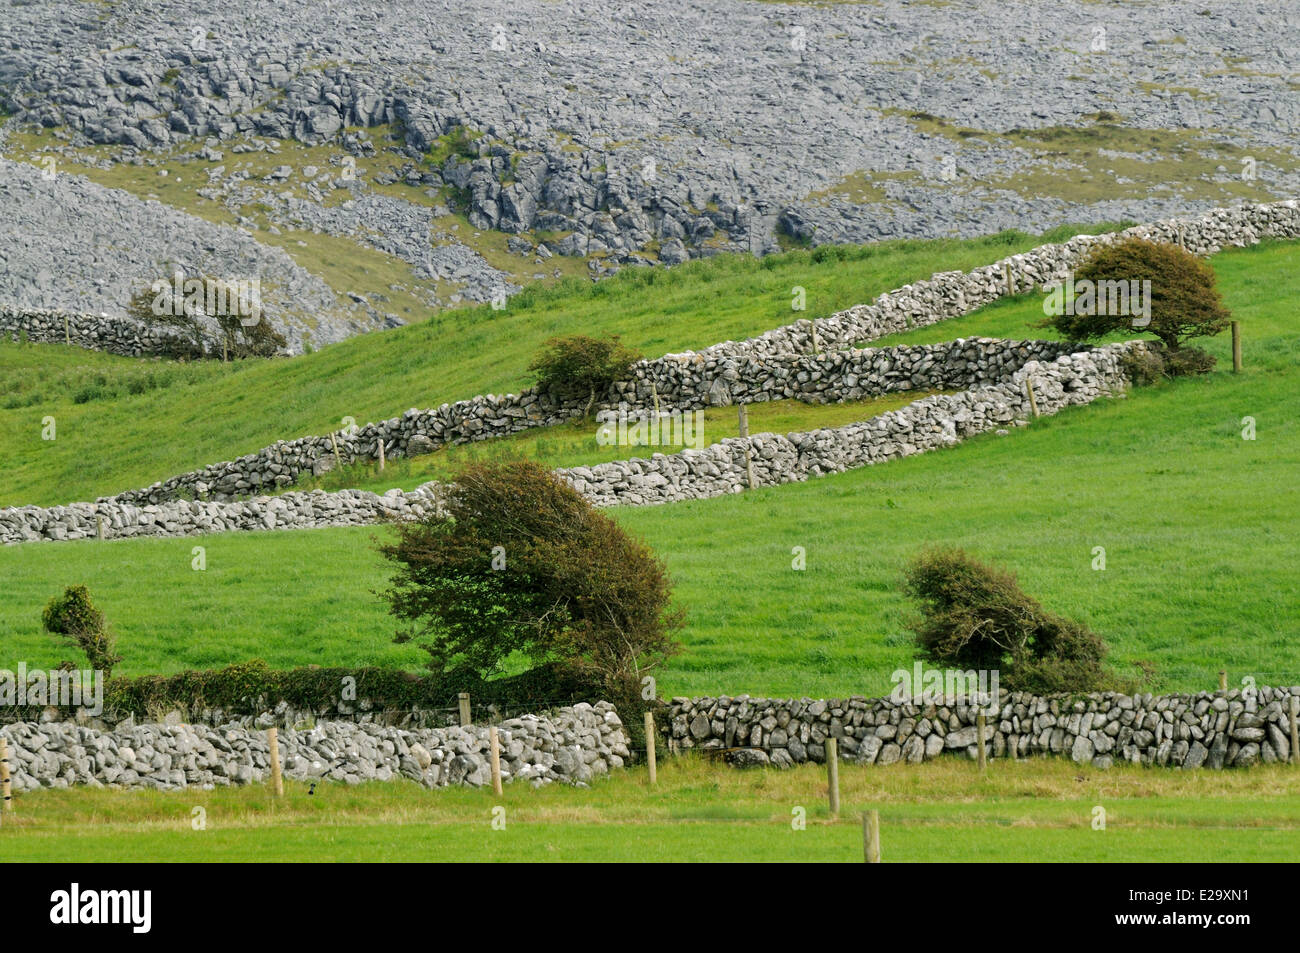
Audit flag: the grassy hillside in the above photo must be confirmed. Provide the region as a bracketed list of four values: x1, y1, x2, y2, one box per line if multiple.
[6, 757, 1299, 862]
[4, 240, 1297, 697]
[1, 225, 1119, 506]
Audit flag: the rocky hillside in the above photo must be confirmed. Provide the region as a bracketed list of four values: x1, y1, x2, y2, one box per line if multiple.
[0, 157, 380, 352]
[1, 0, 1297, 349]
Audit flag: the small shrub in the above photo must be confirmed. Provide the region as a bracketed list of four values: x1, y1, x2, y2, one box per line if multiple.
[527, 334, 642, 416]
[42, 585, 122, 678]
[1120, 344, 1166, 386]
[1120, 342, 1216, 384]
[902, 548, 1118, 693]
[1160, 345, 1216, 377]
[127, 275, 286, 359]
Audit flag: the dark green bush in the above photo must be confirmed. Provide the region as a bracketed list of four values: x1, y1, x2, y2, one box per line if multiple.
[42, 585, 122, 678]
[526, 333, 642, 416]
[1120, 342, 1216, 384]
[1120, 344, 1166, 386]
[1160, 345, 1216, 377]
[127, 276, 286, 359]
[902, 548, 1119, 693]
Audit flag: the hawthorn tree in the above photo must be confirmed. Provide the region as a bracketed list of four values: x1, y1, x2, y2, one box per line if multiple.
[127, 275, 286, 359]
[1038, 237, 1230, 375]
[376, 459, 683, 703]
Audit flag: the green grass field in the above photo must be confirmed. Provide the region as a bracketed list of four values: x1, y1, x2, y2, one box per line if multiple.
[5, 755, 1297, 862]
[5, 225, 1299, 865]
[3, 240, 1296, 697]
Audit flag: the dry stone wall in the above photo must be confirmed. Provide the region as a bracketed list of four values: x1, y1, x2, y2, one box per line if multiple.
[694, 199, 1300, 361]
[10, 198, 1293, 540]
[0, 305, 198, 358]
[566, 342, 1135, 506]
[0, 340, 1140, 543]
[670, 686, 1300, 770]
[1, 701, 627, 792]
[99, 338, 1074, 507]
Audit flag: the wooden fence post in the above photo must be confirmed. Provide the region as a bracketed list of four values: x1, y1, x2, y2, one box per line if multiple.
[738, 404, 757, 490]
[64, 315, 70, 346]
[1004, 262, 1015, 296]
[96, 515, 105, 541]
[1025, 378, 1040, 418]
[489, 725, 503, 797]
[458, 692, 472, 726]
[0, 737, 12, 813]
[645, 711, 657, 787]
[329, 432, 342, 471]
[1231, 321, 1242, 373]
[1219, 670, 1228, 693]
[1290, 696, 1299, 766]
[825, 738, 840, 817]
[977, 712, 987, 773]
[267, 727, 283, 797]
[377, 438, 386, 471]
[863, 810, 881, 863]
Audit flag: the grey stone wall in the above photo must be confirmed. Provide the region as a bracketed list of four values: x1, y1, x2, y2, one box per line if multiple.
[9, 197, 1290, 539]
[0, 305, 200, 358]
[0, 701, 627, 792]
[670, 686, 1300, 770]
[0, 340, 1139, 543]
[99, 337, 1074, 507]
[565, 342, 1135, 506]
[693, 200, 1300, 361]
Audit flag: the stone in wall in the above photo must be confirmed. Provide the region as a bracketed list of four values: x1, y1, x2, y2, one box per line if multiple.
[0, 305, 199, 358]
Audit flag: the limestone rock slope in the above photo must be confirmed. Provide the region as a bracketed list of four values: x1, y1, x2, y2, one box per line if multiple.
[0, 157, 379, 353]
